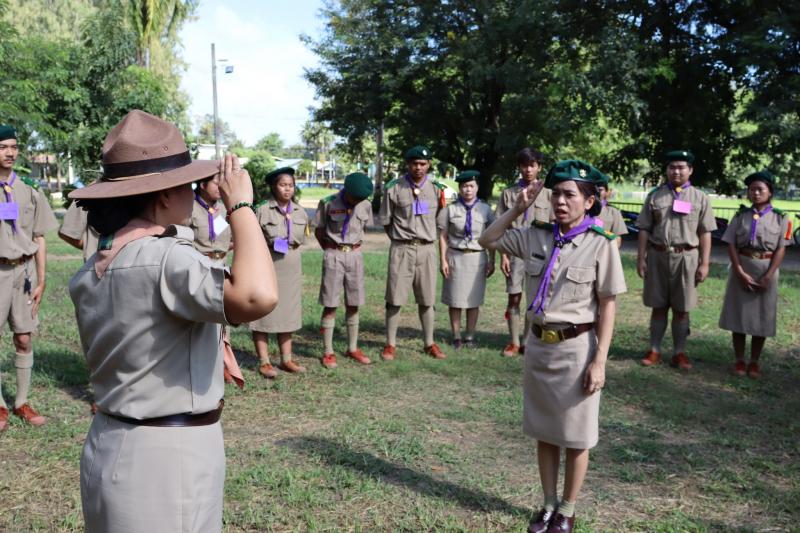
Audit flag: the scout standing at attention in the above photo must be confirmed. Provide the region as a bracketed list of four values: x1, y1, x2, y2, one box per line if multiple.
[495, 147, 553, 357]
[437, 170, 496, 348]
[595, 178, 628, 248]
[637, 150, 716, 371]
[0, 124, 58, 430]
[69, 110, 277, 532]
[314, 172, 374, 368]
[480, 160, 626, 533]
[719, 171, 790, 378]
[59, 199, 100, 261]
[378, 145, 448, 360]
[250, 167, 309, 377]
[190, 173, 233, 264]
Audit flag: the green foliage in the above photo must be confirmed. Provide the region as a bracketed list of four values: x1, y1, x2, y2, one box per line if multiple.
[194, 113, 240, 147]
[243, 151, 276, 202]
[255, 132, 285, 155]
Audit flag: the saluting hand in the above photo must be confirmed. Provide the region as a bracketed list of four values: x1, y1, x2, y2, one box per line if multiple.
[219, 153, 253, 209]
[514, 180, 544, 215]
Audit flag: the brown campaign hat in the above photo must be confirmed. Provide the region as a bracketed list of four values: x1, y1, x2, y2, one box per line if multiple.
[70, 110, 219, 199]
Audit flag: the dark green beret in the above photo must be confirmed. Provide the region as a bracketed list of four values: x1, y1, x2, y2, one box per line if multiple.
[455, 170, 480, 184]
[0, 125, 17, 141]
[265, 166, 295, 183]
[404, 145, 432, 160]
[664, 150, 695, 164]
[344, 172, 374, 200]
[544, 159, 603, 188]
[744, 170, 775, 187]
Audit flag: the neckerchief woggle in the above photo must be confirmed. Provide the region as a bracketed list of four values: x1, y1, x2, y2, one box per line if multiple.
[194, 194, 218, 242]
[338, 190, 354, 241]
[750, 204, 772, 246]
[406, 174, 428, 215]
[457, 195, 478, 241]
[0, 171, 17, 233]
[517, 179, 532, 222]
[668, 180, 691, 198]
[528, 216, 596, 315]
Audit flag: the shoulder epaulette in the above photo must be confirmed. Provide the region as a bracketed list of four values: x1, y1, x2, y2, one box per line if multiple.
[532, 220, 554, 230]
[432, 180, 446, 190]
[21, 176, 39, 190]
[590, 224, 617, 240]
[321, 193, 337, 205]
[253, 200, 268, 210]
[384, 178, 399, 189]
[773, 207, 786, 217]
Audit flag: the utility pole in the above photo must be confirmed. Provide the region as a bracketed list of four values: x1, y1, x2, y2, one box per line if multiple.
[211, 43, 220, 160]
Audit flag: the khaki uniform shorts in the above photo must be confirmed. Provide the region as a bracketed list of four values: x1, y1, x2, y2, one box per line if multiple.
[643, 248, 699, 312]
[318, 249, 365, 308]
[505, 255, 526, 295]
[0, 262, 39, 334]
[385, 242, 437, 307]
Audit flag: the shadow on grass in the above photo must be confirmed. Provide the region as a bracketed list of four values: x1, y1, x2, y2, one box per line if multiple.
[281, 435, 531, 518]
[2, 346, 95, 408]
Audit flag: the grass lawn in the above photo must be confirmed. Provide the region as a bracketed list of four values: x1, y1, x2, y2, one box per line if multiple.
[1, 233, 799, 532]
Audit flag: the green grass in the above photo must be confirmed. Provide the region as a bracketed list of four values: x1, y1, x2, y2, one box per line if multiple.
[1, 233, 799, 531]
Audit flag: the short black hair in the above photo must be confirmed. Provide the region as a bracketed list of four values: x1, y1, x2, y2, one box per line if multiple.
[516, 147, 544, 166]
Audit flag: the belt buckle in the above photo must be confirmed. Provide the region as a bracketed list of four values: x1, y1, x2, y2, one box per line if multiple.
[340, 244, 352, 252]
[410, 239, 420, 246]
[541, 329, 560, 344]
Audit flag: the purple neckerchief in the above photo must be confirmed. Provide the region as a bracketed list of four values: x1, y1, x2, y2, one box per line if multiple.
[668, 180, 691, 199]
[405, 174, 428, 214]
[528, 216, 596, 315]
[601, 199, 608, 208]
[338, 190, 354, 241]
[750, 204, 772, 245]
[194, 194, 218, 241]
[276, 201, 292, 240]
[457, 195, 478, 241]
[0, 171, 17, 232]
[517, 179, 532, 221]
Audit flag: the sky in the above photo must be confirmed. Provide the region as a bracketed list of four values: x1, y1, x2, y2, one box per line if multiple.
[179, 0, 325, 147]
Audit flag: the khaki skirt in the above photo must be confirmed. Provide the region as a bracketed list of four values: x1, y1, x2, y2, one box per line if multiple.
[441, 249, 488, 308]
[719, 255, 779, 337]
[249, 248, 302, 333]
[523, 330, 600, 449]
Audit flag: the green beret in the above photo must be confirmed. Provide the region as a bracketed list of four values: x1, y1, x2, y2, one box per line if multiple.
[0, 125, 17, 141]
[744, 170, 775, 187]
[455, 170, 480, 184]
[344, 172, 374, 200]
[404, 145, 432, 160]
[544, 159, 603, 188]
[664, 150, 695, 164]
[265, 166, 295, 183]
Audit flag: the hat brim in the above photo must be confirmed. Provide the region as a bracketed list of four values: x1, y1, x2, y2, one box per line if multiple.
[70, 160, 220, 199]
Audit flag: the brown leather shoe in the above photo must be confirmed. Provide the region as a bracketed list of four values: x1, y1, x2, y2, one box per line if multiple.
[732, 359, 746, 376]
[670, 352, 692, 371]
[380, 345, 396, 361]
[501, 343, 520, 357]
[747, 361, 761, 379]
[0, 407, 8, 431]
[259, 362, 278, 379]
[424, 343, 447, 359]
[345, 349, 371, 365]
[641, 350, 661, 366]
[321, 353, 338, 369]
[546, 513, 575, 533]
[12, 403, 46, 426]
[90, 402, 98, 415]
[527, 508, 554, 533]
[278, 360, 307, 373]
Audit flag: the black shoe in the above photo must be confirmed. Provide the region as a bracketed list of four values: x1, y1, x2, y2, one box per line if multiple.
[527, 508, 554, 533]
[463, 338, 478, 349]
[451, 338, 463, 349]
[546, 512, 575, 533]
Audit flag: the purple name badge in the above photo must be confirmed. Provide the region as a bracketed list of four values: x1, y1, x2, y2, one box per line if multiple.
[273, 238, 289, 254]
[672, 199, 692, 214]
[414, 200, 429, 215]
[0, 202, 19, 220]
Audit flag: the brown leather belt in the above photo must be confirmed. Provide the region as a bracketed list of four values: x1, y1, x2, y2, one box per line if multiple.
[649, 243, 697, 253]
[104, 400, 224, 427]
[322, 241, 362, 252]
[0, 255, 32, 266]
[449, 247, 481, 254]
[204, 251, 228, 260]
[531, 323, 595, 344]
[738, 248, 773, 260]
[392, 238, 434, 246]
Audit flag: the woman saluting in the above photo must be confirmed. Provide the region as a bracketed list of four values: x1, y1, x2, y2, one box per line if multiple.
[480, 160, 626, 533]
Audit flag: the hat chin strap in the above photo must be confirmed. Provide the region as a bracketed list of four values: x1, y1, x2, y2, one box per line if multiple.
[102, 150, 191, 180]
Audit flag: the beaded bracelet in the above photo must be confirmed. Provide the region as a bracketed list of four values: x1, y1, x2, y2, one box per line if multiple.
[226, 201, 254, 221]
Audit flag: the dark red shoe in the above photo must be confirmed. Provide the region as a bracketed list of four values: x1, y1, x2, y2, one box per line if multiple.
[345, 349, 371, 365]
[670, 352, 692, 371]
[424, 343, 447, 359]
[381, 345, 396, 361]
[501, 343, 520, 357]
[259, 362, 278, 379]
[12, 403, 46, 426]
[732, 359, 746, 376]
[747, 361, 761, 379]
[0, 407, 8, 432]
[641, 350, 661, 366]
[278, 360, 307, 373]
[527, 508, 554, 533]
[546, 513, 575, 533]
[321, 353, 338, 369]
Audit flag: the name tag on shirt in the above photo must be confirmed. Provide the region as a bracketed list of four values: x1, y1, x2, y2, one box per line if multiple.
[0, 202, 19, 220]
[672, 199, 692, 214]
[594, 218, 605, 228]
[414, 200, 429, 215]
[212, 215, 229, 235]
[273, 238, 289, 254]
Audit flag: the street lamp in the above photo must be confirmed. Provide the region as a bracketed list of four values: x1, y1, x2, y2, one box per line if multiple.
[211, 43, 233, 160]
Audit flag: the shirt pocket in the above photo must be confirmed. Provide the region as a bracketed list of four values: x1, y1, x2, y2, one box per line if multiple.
[564, 265, 596, 302]
[448, 212, 467, 237]
[525, 258, 546, 285]
[328, 211, 347, 235]
[262, 219, 283, 242]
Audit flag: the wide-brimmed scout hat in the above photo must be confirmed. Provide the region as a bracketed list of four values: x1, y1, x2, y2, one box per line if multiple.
[70, 110, 219, 200]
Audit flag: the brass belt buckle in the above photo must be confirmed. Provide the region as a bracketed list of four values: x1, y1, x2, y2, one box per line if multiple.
[340, 244, 352, 252]
[541, 329, 560, 344]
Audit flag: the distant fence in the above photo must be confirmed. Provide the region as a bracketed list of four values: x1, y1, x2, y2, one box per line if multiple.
[610, 201, 800, 222]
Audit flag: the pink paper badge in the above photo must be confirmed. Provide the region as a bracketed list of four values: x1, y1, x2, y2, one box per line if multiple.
[0, 202, 19, 220]
[672, 199, 692, 214]
[594, 218, 605, 228]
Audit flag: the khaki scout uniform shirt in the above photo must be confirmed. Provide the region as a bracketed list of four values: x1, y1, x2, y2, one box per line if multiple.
[59, 201, 100, 261]
[635, 184, 716, 247]
[722, 207, 789, 252]
[495, 224, 627, 326]
[256, 198, 308, 247]
[68, 226, 229, 419]
[495, 182, 553, 227]
[314, 193, 372, 245]
[597, 204, 628, 236]
[189, 198, 233, 255]
[0, 176, 58, 259]
[437, 199, 495, 251]
[378, 176, 441, 242]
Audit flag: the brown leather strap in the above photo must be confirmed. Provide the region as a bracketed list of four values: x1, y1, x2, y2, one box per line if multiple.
[448, 247, 481, 254]
[391, 238, 434, 246]
[322, 241, 362, 251]
[0, 255, 32, 266]
[738, 248, 773, 259]
[649, 243, 697, 253]
[104, 400, 224, 427]
[531, 323, 595, 343]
